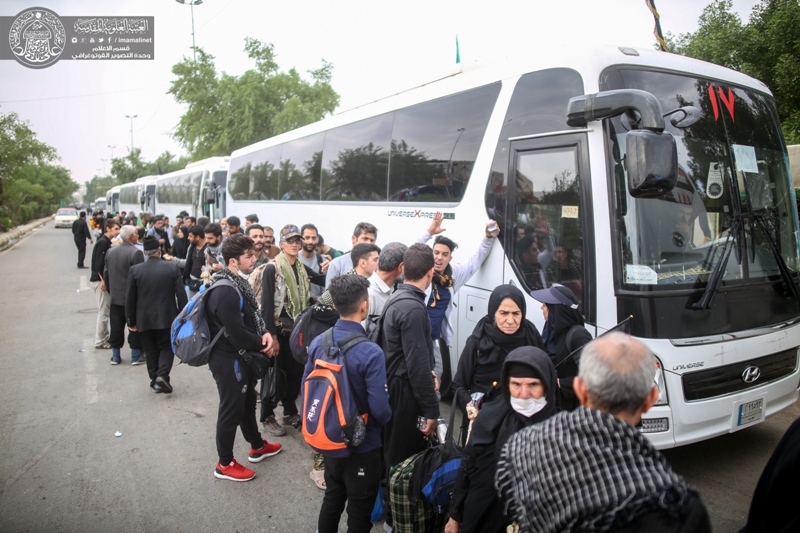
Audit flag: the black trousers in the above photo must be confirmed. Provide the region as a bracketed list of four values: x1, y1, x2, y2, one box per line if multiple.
[138, 328, 173, 382]
[384, 376, 428, 477]
[261, 333, 304, 420]
[318, 448, 382, 533]
[209, 352, 263, 465]
[75, 238, 87, 267]
[109, 304, 141, 350]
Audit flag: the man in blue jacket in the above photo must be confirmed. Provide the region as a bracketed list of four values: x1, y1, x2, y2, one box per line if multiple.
[303, 274, 391, 533]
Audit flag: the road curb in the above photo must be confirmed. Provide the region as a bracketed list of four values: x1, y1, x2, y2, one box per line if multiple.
[0, 215, 55, 251]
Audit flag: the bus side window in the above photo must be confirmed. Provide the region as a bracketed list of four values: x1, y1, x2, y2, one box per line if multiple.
[510, 146, 584, 308]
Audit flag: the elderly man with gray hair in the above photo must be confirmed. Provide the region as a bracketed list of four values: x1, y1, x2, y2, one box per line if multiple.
[362, 241, 407, 331]
[495, 333, 711, 533]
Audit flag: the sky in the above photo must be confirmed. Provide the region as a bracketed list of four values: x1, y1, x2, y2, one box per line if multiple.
[0, 0, 762, 185]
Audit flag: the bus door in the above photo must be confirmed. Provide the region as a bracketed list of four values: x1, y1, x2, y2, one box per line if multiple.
[504, 133, 596, 327]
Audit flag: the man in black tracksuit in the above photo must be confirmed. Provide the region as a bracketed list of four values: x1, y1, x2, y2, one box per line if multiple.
[206, 234, 279, 482]
[72, 211, 93, 268]
[380, 243, 440, 477]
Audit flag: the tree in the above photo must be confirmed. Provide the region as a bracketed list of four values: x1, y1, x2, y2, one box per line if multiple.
[107, 148, 189, 185]
[169, 39, 339, 159]
[0, 111, 56, 199]
[0, 111, 78, 229]
[666, 0, 800, 143]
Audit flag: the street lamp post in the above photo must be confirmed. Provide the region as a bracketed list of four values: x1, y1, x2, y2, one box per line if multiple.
[101, 158, 108, 174]
[125, 115, 138, 153]
[108, 144, 116, 160]
[175, 0, 203, 62]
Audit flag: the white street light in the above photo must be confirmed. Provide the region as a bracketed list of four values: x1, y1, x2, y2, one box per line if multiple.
[176, 0, 203, 62]
[108, 145, 116, 159]
[125, 115, 138, 153]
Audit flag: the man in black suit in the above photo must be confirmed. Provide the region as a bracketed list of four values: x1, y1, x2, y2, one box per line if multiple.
[126, 236, 189, 394]
[72, 211, 93, 268]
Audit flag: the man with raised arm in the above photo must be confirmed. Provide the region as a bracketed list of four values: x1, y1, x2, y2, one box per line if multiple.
[417, 212, 498, 383]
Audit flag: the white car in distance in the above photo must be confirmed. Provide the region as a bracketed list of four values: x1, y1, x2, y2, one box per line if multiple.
[54, 207, 79, 228]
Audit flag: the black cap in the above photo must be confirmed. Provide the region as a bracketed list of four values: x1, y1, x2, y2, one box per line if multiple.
[143, 236, 160, 251]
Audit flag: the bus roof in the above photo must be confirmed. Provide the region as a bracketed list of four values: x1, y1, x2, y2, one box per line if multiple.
[231, 44, 772, 160]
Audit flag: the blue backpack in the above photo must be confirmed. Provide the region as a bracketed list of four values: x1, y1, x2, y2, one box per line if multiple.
[301, 329, 370, 458]
[170, 279, 243, 366]
[410, 396, 463, 513]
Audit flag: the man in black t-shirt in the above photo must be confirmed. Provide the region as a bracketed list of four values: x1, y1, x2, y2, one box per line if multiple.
[72, 211, 93, 268]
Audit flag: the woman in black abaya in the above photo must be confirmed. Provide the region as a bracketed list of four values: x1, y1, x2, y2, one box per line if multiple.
[531, 283, 592, 411]
[445, 347, 558, 533]
[451, 284, 543, 444]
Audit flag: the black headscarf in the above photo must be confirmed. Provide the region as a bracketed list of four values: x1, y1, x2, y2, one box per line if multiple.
[473, 284, 543, 365]
[541, 303, 585, 364]
[469, 346, 558, 462]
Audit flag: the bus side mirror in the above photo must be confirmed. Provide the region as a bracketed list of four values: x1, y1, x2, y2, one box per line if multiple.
[204, 188, 215, 205]
[626, 130, 678, 198]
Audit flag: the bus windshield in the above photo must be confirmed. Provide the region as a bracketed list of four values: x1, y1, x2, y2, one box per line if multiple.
[602, 68, 799, 291]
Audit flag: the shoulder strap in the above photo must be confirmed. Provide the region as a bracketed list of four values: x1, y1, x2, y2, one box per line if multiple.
[321, 328, 335, 357]
[338, 332, 369, 354]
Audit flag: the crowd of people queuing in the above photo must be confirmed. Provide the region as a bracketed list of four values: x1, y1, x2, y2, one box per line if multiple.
[69, 208, 796, 533]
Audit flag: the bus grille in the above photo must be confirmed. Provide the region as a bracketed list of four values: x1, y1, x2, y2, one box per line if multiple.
[682, 349, 798, 402]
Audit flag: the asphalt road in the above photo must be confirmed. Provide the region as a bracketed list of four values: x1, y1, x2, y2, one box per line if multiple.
[0, 223, 797, 533]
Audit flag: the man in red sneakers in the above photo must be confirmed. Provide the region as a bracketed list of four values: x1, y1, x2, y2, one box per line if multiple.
[205, 234, 280, 481]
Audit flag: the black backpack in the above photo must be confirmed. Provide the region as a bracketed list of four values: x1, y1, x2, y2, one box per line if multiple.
[409, 398, 463, 513]
[290, 305, 339, 366]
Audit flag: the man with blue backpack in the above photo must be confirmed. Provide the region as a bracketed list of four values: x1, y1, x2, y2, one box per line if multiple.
[204, 234, 279, 482]
[302, 275, 391, 533]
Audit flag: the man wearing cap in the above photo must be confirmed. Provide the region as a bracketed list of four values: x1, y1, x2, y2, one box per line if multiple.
[257, 224, 326, 436]
[125, 236, 189, 393]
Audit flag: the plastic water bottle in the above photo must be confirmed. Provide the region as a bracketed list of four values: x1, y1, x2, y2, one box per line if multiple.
[436, 417, 448, 444]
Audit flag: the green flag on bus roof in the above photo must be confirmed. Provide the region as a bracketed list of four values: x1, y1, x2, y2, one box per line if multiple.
[456, 35, 460, 64]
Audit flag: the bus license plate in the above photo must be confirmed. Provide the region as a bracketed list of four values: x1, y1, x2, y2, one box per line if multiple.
[736, 399, 764, 427]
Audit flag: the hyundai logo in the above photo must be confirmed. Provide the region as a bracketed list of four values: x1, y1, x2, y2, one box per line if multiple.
[742, 366, 761, 383]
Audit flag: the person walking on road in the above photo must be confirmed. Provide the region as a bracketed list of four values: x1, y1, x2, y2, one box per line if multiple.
[72, 211, 93, 268]
[90, 219, 120, 349]
[206, 234, 279, 482]
[125, 236, 189, 394]
[104, 225, 144, 365]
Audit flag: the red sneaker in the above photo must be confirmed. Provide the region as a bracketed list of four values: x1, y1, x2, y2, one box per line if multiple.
[248, 439, 282, 463]
[214, 459, 255, 481]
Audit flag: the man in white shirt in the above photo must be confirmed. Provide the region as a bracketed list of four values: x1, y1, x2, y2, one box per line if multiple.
[362, 242, 406, 331]
[324, 222, 378, 288]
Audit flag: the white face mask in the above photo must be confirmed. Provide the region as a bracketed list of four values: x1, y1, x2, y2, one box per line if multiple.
[510, 396, 548, 417]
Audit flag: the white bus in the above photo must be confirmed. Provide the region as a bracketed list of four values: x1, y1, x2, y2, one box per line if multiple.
[106, 186, 121, 214]
[225, 45, 800, 449]
[119, 176, 158, 218]
[154, 157, 229, 223]
[93, 196, 107, 213]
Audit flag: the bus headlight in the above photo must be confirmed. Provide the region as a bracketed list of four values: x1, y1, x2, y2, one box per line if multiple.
[654, 356, 669, 406]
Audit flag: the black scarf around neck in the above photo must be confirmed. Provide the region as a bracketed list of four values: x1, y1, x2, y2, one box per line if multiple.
[473, 284, 543, 364]
[211, 267, 268, 337]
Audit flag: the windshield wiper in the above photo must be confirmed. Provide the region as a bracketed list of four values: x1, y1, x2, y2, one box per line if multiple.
[693, 214, 742, 310]
[739, 169, 799, 299]
[751, 212, 800, 299]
